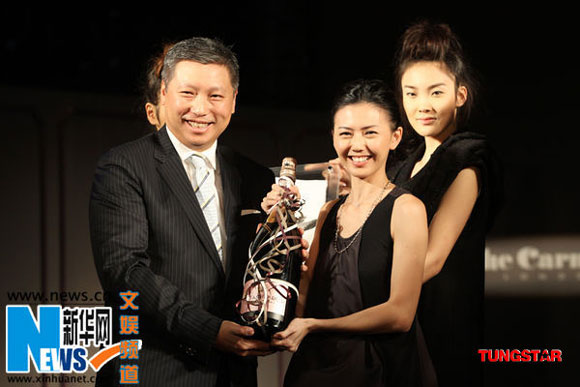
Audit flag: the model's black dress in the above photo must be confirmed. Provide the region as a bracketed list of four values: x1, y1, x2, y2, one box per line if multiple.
[391, 132, 503, 387]
[284, 186, 426, 387]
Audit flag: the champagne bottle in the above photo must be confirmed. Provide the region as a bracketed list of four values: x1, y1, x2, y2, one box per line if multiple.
[238, 157, 303, 340]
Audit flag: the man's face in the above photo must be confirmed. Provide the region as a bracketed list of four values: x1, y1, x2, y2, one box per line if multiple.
[161, 60, 237, 151]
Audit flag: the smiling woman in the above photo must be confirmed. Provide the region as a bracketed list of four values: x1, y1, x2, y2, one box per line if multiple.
[272, 80, 432, 387]
[332, 102, 400, 185]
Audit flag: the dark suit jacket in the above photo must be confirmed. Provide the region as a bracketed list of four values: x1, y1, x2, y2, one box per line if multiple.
[89, 127, 274, 387]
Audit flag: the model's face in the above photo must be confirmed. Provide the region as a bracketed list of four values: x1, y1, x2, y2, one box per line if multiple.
[161, 60, 237, 151]
[333, 102, 401, 182]
[401, 61, 467, 142]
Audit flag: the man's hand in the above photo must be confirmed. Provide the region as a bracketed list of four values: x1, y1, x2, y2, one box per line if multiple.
[214, 321, 274, 357]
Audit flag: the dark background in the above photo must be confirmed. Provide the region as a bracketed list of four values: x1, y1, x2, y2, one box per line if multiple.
[2, 4, 579, 232]
[1, 3, 578, 386]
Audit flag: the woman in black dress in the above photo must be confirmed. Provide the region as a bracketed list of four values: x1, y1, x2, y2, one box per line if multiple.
[391, 20, 503, 387]
[270, 80, 430, 386]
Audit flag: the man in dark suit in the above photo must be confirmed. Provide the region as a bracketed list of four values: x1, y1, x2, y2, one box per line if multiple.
[90, 37, 275, 386]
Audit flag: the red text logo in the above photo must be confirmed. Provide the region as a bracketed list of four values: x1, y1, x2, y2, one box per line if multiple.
[478, 349, 562, 362]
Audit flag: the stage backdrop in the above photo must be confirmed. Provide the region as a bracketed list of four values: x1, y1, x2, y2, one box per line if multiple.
[1, 88, 578, 387]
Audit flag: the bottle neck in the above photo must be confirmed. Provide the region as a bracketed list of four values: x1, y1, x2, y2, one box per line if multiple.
[278, 176, 295, 188]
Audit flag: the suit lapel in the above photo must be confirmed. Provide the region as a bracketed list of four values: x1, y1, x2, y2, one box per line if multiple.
[154, 127, 225, 277]
[217, 146, 242, 283]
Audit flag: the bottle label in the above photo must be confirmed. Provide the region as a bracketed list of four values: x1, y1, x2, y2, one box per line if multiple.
[240, 278, 298, 318]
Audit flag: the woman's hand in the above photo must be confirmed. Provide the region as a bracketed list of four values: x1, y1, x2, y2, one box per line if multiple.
[260, 184, 301, 213]
[271, 318, 314, 352]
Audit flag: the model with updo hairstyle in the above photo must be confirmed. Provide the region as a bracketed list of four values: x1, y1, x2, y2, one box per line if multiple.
[391, 20, 503, 387]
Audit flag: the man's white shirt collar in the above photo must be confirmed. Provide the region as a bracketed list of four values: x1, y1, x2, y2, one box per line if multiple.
[166, 126, 217, 170]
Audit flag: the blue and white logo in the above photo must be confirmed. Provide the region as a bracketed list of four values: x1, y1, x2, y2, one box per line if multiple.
[6, 305, 112, 373]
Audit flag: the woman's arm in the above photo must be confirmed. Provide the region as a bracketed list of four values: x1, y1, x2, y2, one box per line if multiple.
[272, 194, 427, 351]
[422, 167, 480, 282]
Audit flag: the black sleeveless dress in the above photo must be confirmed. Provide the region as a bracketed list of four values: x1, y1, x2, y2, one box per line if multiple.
[284, 186, 424, 387]
[391, 132, 503, 387]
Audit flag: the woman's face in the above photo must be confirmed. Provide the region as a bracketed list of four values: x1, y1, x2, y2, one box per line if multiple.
[401, 61, 467, 142]
[333, 102, 401, 182]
